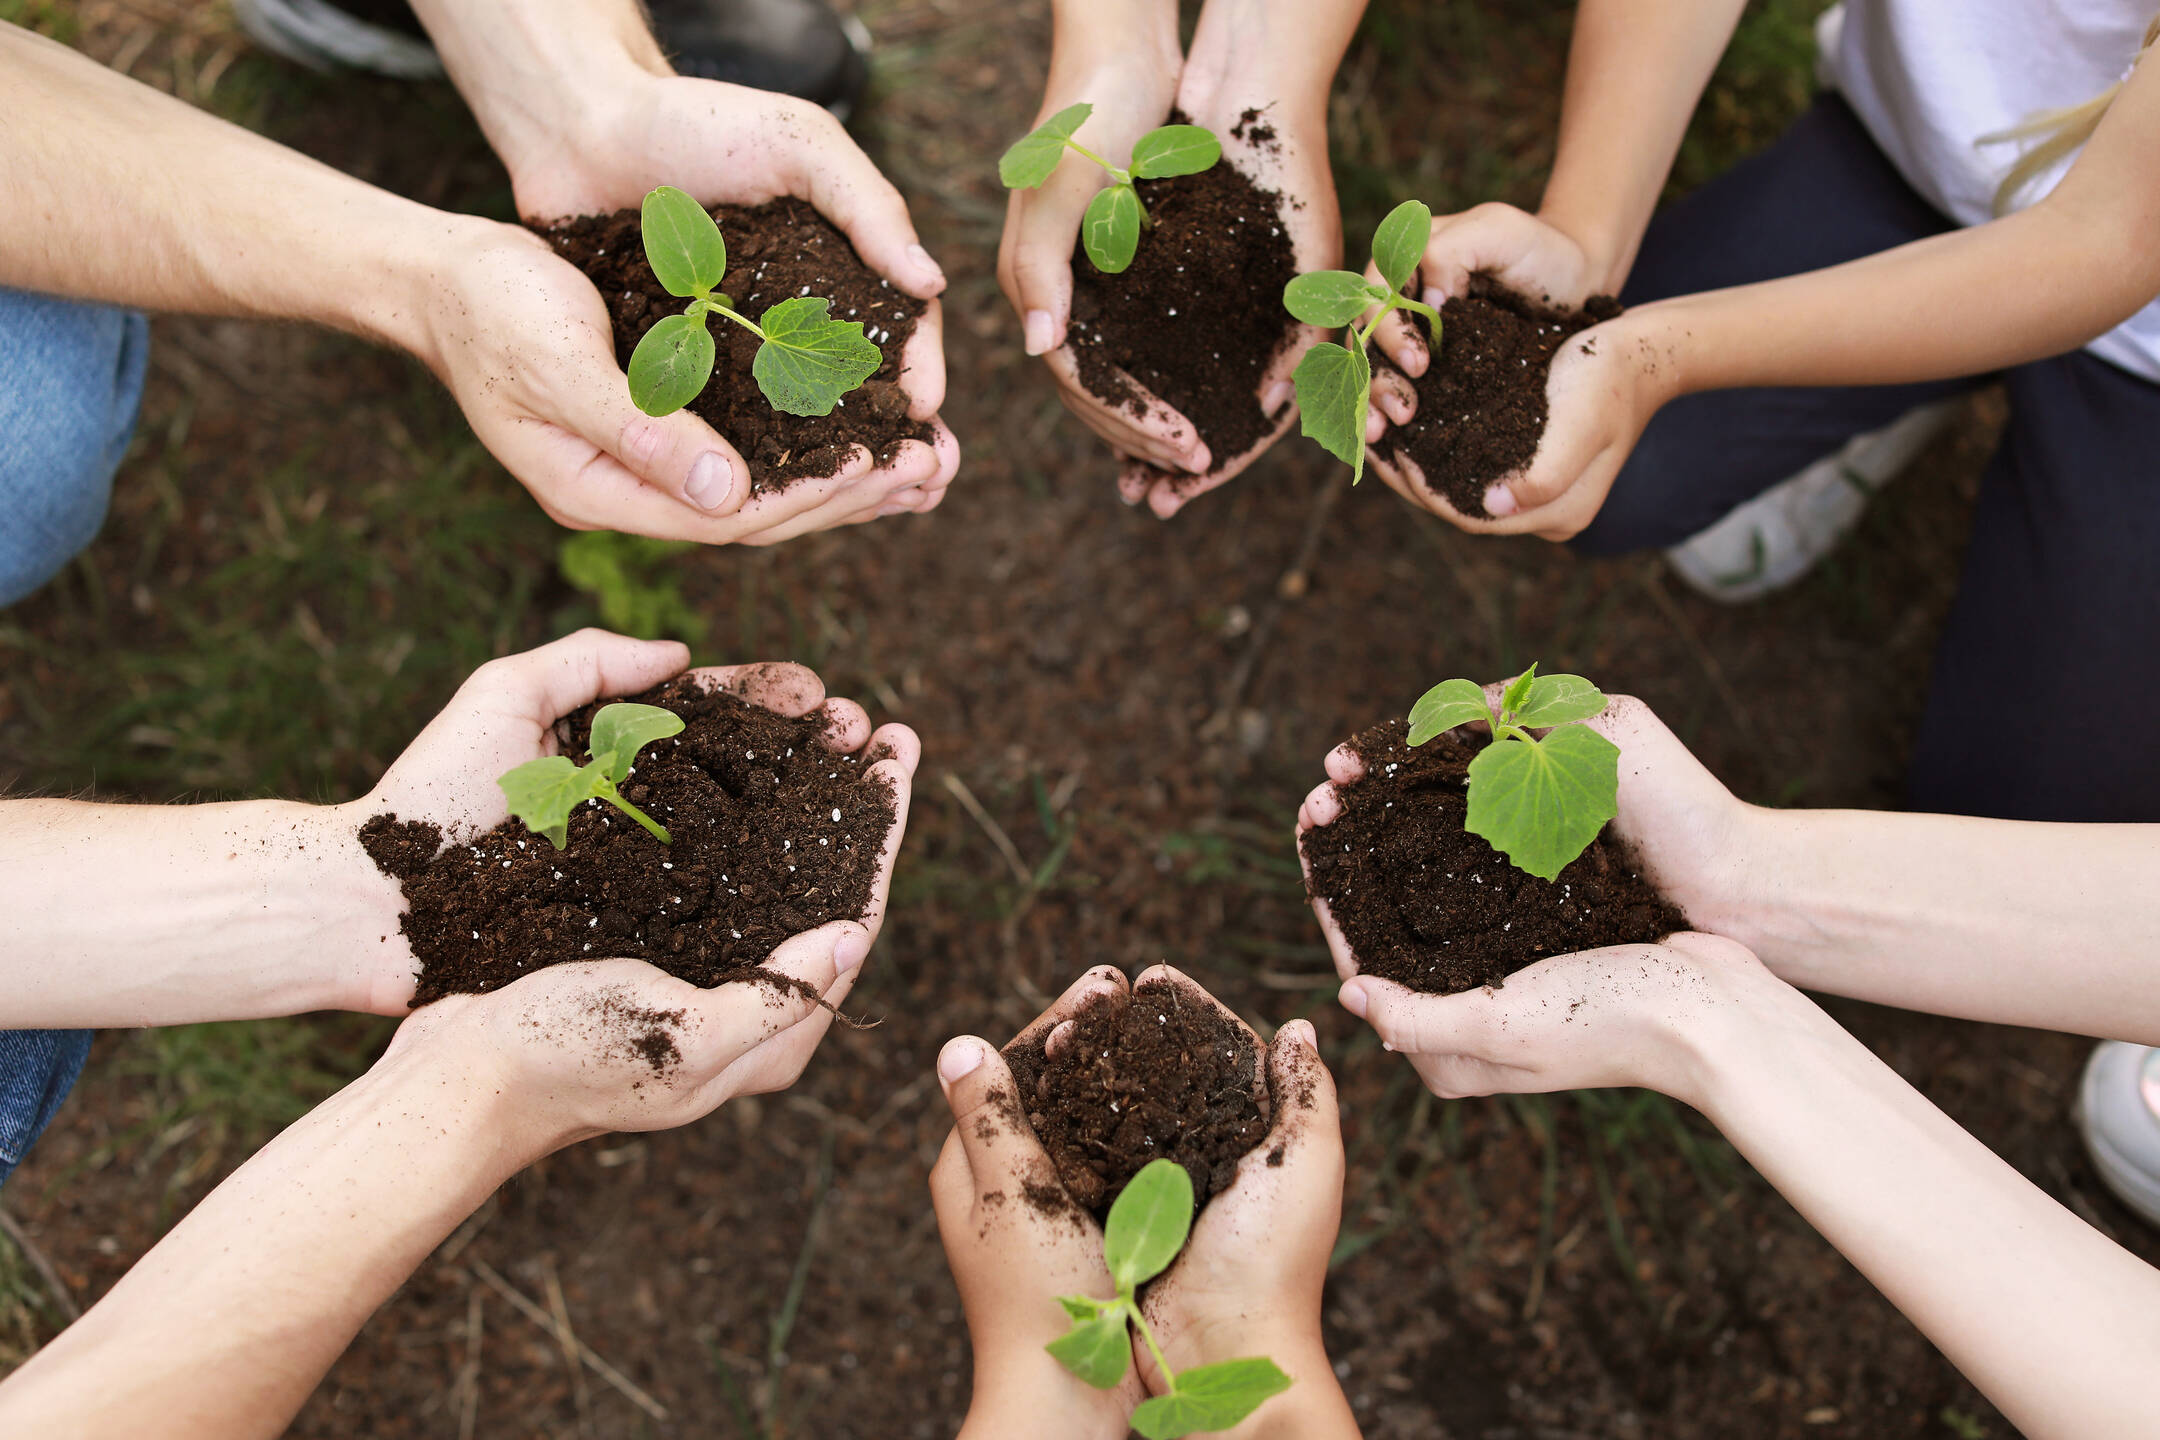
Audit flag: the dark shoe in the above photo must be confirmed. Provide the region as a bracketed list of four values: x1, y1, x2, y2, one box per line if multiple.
[234, 0, 871, 119]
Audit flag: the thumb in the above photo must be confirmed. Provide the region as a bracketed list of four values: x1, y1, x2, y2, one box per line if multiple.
[689, 918, 862, 1073]
[1261, 1019, 1341, 1159]
[1339, 976, 1482, 1059]
[935, 1034, 1052, 1195]
[1007, 172, 1098, 356]
[561, 350, 754, 518]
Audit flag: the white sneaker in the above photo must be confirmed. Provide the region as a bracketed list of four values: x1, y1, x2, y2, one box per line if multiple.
[2077, 1042, 2160, 1228]
[1664, 399, 1960, 604]
[232, 0, 444, 79]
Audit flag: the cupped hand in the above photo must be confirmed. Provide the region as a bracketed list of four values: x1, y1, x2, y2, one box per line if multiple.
[1111, 92, 1345, 518]
[932, 966, 1146, 1440]
[1296, 687, 1760, 987]
[342, 629, 920, 1019]
[1367, 202, 1603, 381]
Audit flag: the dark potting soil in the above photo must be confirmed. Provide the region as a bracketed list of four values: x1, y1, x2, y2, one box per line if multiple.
[1003, 977, 1268, 1219]
[1301, 716, 1688, 996]
[360, 673, 896, 1011]
[1066, 140, 1298, 473]
[1376, 277, 1622, 518]
[537, 197, 933, 492]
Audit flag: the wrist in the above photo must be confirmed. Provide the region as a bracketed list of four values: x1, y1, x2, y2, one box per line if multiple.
[965, 1350, 1133, 1440]
[355, 1021, 541, 1187]
[1656, 958, 1826, 1114]
[1181, 0, 1345, 122]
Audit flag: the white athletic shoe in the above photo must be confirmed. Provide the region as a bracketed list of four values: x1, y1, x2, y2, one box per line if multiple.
[1664, 399, 1960, 604]
[2077, 1042, 2160, 1228]
[232, 0, 443, 79]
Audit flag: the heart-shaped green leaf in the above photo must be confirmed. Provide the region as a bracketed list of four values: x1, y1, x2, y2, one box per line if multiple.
[1283, 271, 1384, 329]
[1103, 1158, 1193, 1289]
[1132, 1358, 1294, 1438]
[640, 186, 726, 299]
[1080, 183, 1143, 274]
[1046, 1308, 1132, 1390]
[587, 702, 685, 784]
[1465, 725, 1620, 881]
[1408, 678, 1493, 746]
[1000, 102, 1093, 188]
[627, 313, 716, 417]
[751, 296, 883, 417]
[1371, 199, 1433, 294]
[1130, 124, 1221, 179]
[1512, 673, 1609, 729]
[496, 755, 594, 851]
[1292, 339, 1372, 482]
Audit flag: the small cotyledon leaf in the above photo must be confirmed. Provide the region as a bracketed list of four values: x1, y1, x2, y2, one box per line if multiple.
[1102, 1158, 1193, 1289]
[640, 185, 727, 299]
[999, 102, 1093, 188]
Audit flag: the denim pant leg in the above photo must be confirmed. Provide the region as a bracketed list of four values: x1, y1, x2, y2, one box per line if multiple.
[1573, 94, 1981, 556]
[1906, 353, 2160, 821]
[0, 1029, 94, 1188]
[0, 286, 151, 606]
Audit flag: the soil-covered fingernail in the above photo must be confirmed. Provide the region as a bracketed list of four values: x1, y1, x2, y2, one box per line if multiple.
[1337, 981, 1370, 1019]
[833, 924, 871, 975]
[1024, 310, 1055, 356]
[938, 1037, 986, 1083]
[1483, 483, 1520, 517]
[687, 452, 737, 511]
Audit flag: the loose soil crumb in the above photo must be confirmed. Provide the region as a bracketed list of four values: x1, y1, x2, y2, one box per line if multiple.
[360, 675, 897, 1005]
[1301, 716, 1688, 994]
[1067, 139, 1297, 472]
[586, 988, 687, 1076]
[1004, 977, 1269, 1218]
[537, 197, 933, 492]
[1376, 276, 1621, 517]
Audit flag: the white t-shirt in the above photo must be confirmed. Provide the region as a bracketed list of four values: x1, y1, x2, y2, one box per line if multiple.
[1819, 0, 2160, 382]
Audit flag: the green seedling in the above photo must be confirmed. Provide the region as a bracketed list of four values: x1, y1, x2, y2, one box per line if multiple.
[626, 186, 882, 419]
[1407, 664, 1619, 881]
[497, 702, 684, 849]
[1049, 1159, 1292, 1438]
[998, 103, 1222, 274]
[1281, 199, 1442, 482]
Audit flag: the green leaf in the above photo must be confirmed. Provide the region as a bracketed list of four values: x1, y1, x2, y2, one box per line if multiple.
[1080, 183, 1143, 274]
[1292, 340, 1371, 482]
[750, 296, 883, 417]
[1283, 271, 1384, 329]
[627, 313, 716, 417]
[1408, 678, 1493, 746]
[1046, 1309, 1132, 1390]
[1103, 1158, 1193, 1289]
[1056, 1294, 1108, 1324]
[1500, 662, 1540, 720]
[640, 186, 726, 299]
[1370, 199, 1433, 294]
[1512, 674, 1609, 730]
[497, 755, 597, 851]
[1132, 1359, 1294, 1438]
[1000, 102, 1093, 188]
[1130, 124, 1221, 179]
[587, 702, 685, 784]
[1465, 725, 1621, 881]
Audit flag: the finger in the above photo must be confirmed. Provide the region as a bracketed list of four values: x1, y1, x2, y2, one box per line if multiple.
[464, 630, 691, 734]
[1044, 347, 1210, 474]
[1338, 975, 1485, 1059]
[790, 107, 947, 299]
[1373, 303, 1430, 377]
[1008, 965, 1129, 1053]
[897, 300, 947, 421]
[850, 723, 919, 942]
[1258, 1019, 1340, 1161]
[1142, 405, 1296, 518]
[1323, 744, 1365, 787]
[819, 698, 873, 753]
[1006, 175, 1096, 354]
[934, 1036, 1075, 1220]
[685, 661, 828, 717]
[1370, 367, 1417, 427]
[1297, 779, 1343, 833]
[687, 918, 866, 1075]
[548, 341, 755, 518]
[1117, 462, 1154, 506]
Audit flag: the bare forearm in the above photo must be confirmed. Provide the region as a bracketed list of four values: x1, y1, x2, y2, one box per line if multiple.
[0, 24, 473, 352]
[1690, 992, 2160, 1440]
[1538, 0, 1746, 291]
[1707, 808, 2160, 1044]
[0, 798, 407, 1025]
[1182, 0, 1367, 123]
[0, 1042, 530, 1440]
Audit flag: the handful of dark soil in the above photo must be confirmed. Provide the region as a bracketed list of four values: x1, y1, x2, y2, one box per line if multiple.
[1301, 717, 1686, 996]
[1066, 132, 1298, 476]
[537, 197, 934, 492]
[1004, 977, 1269, 1219]
[361, 675, 897, 1006]
[1376, 277, 1621, 518]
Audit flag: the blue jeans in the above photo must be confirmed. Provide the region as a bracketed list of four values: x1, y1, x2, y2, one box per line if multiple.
[0, 285, 149, 607]
[1575, 96, 2160, 822]
[0, 286, 144, 1182]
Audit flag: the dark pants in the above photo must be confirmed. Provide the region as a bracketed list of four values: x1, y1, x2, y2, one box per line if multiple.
[1576, 95, 2160, 822]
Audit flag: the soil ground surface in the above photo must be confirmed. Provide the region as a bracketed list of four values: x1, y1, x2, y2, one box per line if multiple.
[543, 197, 933, 490]
[361, 676, 897, 1005]
[1378, 278, 1621, 517]
[1005, 977, 1268, 1215]
[1303, 718, 1688, 994]
[1066, 145, 1298, 469]
[4, 3, 2154, 1439]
